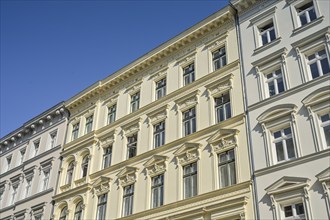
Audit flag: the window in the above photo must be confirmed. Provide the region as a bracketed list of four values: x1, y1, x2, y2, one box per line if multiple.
[130, 92, 140, 113]
[72, 123, 80, 141]
[42, 170, 50, 190]
[273, 127, 296, 163]
[155, 78, 166, 100]
[49, 131, 57, 148]
[218, 150, 236, 188]
[283, 202, 305, 219]
[81, 155, 89, 178]
[127, 134, 137, 159]
[212, 47, 226, 70]
[320, 113, 330, 147]
[307, 49, 330, 79]
[107, 105, 116, 124]
[59, 207, 68, 220]
[183, 63, 195, 86]
[20, 149, 25, 164]
[33, 140, 40, 156]
[215, 94, 231, 123]
[97, 194, 107, 220]
[25, 178, 32, 198]
[151, 174, 164, 208]
[296, 1, 317, 26]
[103, 146, 112, 169]
[259, 22, 276, 46]
[154, 121, 165, 148]
[11, 185, 18, 205]
[74, 202, 83, 220]
[85, 115, 93, 134]
[66, 162, 74, 184]
[265, 69, 285, 97]
[6, 156, 12, 171]
[183, 162, 197, 199]
[183, 108, 196, 136]
[122, 184, 134, 216]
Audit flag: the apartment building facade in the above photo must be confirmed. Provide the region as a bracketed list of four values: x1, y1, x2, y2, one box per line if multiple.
[0, 103, 69, 220]
[232, 0, 330, 219]
[52, 6, 255, 220]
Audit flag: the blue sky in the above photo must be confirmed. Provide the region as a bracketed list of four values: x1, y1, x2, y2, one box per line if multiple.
[0, 0, 228, 137]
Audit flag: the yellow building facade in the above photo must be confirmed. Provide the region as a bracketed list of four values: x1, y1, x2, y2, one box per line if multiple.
[52, 6, 255, 220]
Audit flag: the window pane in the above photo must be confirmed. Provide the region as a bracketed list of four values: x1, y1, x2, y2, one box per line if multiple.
[225, 103, 231, 119]
[310, 63, 320, 79]
[220, 165, 228, 187]
[286, 138, 296, 159]
[277, 77, 285, 93]
[299, 13, 308, 25]
[274, 131, 281, 139]
[269, 29, 276, 41]
[284, 205, 293, 217]
[262, 33, 268, 45]
[284, 127, 291, 135]
[320, 58, 330, 75]
[268, 81, 276, 96]
[295, 203, 305, 215]
[192, 173, 197, 196]
[229, 162, 236, 185]
[309, 7, 317, 21]
[323, 125, 330, 147]
[275, 142, 285, 161]
[184, 176, 191, 198]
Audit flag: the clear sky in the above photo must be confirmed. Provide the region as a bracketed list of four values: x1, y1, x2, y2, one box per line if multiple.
[0, 0, 228, 138]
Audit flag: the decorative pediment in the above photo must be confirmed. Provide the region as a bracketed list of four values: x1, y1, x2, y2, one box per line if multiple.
[144, 155, 169, 177]
[122, 118, 141, 137]
[104, 94, 119, 107]
[316, 168, 330, 183]
[174, 142, 201, 165]
[126, 81, 142, 95]
[91, 176, 112, 196]
[177, 52, 196, 66]
[10, 174, 23, 187]
[204, 31, 228, 50]
[302, 86, 330, 107]
[207, 129, 239, 153]
[175, 90, 201, 112]
[257, 104, 297, 124]
[149, 67, 168, 81]
[117, 166, 139, 186]
[265, 176, 310, 195]
[99, 132, 116, 148]
[147, 105, 169, 125]
[205, 74, 233, 97]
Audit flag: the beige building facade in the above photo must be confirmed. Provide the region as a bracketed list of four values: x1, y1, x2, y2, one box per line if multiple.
[0, 103, 69, 220]
[53, 6, 255, 220]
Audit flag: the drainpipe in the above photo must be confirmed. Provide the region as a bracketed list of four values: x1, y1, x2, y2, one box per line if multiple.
[229, 2, 260, 220]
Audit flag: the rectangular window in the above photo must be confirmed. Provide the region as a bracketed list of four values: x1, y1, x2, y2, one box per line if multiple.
[213, 47, 226, 70]
[25, 178, 32, 198]
[296, 1, 317, 26]
[183, 162, 197, 199]
[127, 134, 137, 159]
[283, 202, 305, 219]
[265, 69, 285, 97]
[107, 105, 116, 125]
[122, 184, 134, 217]
[103, 146, 112, 169]
[96, 194, 107, 220]
[307, 49, 330, 79]
[43, 171, 50, 190]
[49, 131, 57, 149]
[72, 123, 80, 141]
[151, 174, 164, 208]
[215, 94, 231, 123]
[183, 107, 196, 136]
[155, 78, 166, 100]
[33, 140, 40, 156]
[183, 63, 195, 86]
[154, 121, 165, 148]
[218, 150, 236, 188]
[320, 113, 330, 147]
[273, 127, 296, 162]
[130, 92, 140, 113]
[85, 116, 93, 134]
[259, 22, 276, 46]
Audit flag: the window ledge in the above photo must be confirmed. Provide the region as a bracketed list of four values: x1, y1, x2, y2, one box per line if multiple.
[292, 16, 324, 36]
[253, 37, 282, 55]
[60, 183, 71, 192]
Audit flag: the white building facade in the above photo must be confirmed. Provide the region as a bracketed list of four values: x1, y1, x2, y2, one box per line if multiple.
[0, 103, 69, 220]
[232, 0, 330, 219]
[52, 6, 255, 220]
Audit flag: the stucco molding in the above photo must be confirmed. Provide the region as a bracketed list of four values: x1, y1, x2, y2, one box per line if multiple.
[91, 176, 112, 196]
[144, 155, 169, 177]
[117, 166, 139, 187]
[174, 142, 202, 166]
[207, 129, 239, 154]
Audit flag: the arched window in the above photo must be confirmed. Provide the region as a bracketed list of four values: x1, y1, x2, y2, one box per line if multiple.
[81, 155, 89, 178]
[59, 206, 68, 220]
[66, 162, 74, 184]
[74, 201, 83, 220]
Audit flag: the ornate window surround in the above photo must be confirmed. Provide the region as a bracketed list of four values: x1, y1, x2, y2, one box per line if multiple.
[176, 51, 197, 87]
[257, 104, 301, 166]
[316, 168, 330, 213]
[251, 47, 290, 101]
[302, 86, 330, 151]
[265, 176, 312, 220]
[91, 176, 112, 196]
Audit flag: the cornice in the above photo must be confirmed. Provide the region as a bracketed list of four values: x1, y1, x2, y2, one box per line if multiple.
[65, 7, 235, 110]
[53, 183, 92, 202]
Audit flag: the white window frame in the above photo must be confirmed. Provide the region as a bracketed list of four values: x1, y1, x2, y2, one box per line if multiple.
[258, 105, 301, 166]
[271, 127, 297, 163]
[212, 47, 227, 71]
[281, 201, 306, 220]
[182, 63, 195, 86]
[66, 161, 75, 185]
[127, 134, 138, 159]
[102, 146, 112, 169]
[71, 122, 80, 141]
[182, 107, 196, 137]
[218, 149, 236, 188]
[319, 113, 330, 148]
[122, 184, 134, 217]
[107, 104, 116, 125]
[155, 78, 166, 100]
[306, 49, 330, 79]
[214, 93, 232, 123]
[130, 92, 140, 113]
[183, 162, 198, 199]
[151, 174, 164, 208]
[81, 155, 89, 178]
[85, 115, 94, 134]
[153, 121, 165, 148]
[96, 194, 107, 220]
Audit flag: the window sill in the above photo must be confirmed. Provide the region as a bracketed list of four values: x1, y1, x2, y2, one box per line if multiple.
[292, 16, 324, 36]
[253, 37, 282, 55]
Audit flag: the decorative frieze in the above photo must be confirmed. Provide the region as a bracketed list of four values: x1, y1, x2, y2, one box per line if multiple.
[91, 176, 112, 196]
[175, 90, 201, 112]
[144, 155, 169, 177]
[174, 142, 202, 166]
[117, 166, 139, 187]
[207, 129, 239, 154]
